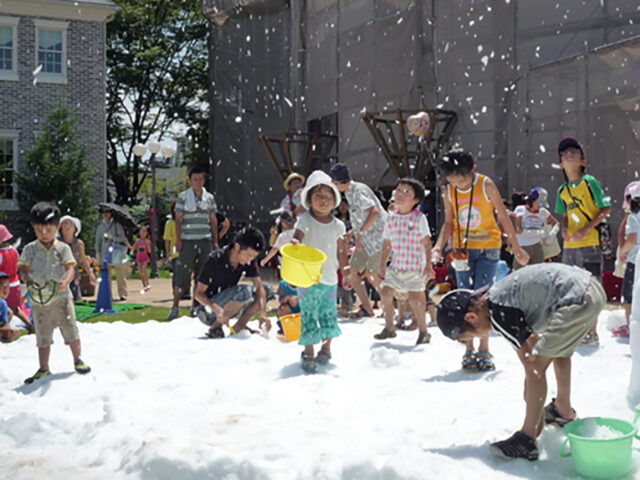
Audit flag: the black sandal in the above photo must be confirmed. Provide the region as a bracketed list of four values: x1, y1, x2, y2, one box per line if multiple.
[206, 326, 225, 339]
[544, 398, 576, 427]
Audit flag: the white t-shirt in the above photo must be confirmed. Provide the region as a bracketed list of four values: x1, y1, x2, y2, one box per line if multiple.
[274, 229, 295, 250]
[514, 205, 551, 247]
[625, 212, 640, 265]
[295, 212, 346, 285]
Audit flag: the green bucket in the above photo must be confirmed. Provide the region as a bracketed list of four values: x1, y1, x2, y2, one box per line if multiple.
[561, 414, 639, 479]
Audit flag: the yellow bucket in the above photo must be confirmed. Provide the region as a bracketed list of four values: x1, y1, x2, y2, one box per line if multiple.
[280, 313, 301, 341]
[280, 244, 327, 288]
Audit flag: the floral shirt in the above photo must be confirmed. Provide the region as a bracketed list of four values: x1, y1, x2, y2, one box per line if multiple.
[383, 209, 430, 271]
[345, 181, 387, 256]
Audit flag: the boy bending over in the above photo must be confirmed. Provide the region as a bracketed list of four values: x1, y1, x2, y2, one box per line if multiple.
[437, 263, 605, 460]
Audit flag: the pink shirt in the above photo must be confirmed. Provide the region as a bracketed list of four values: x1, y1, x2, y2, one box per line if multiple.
[383, 209, 430, 271]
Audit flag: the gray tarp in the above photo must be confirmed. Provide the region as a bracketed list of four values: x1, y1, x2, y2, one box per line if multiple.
[208, 0, 640, 249]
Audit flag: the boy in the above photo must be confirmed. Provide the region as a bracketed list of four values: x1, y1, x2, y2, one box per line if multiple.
[0, 272, 22, 343]
[555, 137, 611, 346]
[437, 263, 606, 460]
[374, 178, 434, 345]
[432, 150, 529, 372]
[18, 202, 91, 384]
[194, 227, 273, 338]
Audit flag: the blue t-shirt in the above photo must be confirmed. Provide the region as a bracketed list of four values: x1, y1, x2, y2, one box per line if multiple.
[0, 298, 9, 325]
[277, 280, 300, 314]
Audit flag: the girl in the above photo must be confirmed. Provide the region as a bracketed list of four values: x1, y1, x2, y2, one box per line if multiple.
[132, 226, 152, 292]
[293, 170, 350, 373]
[617, 183, 640, 338]
[513, 188, 560, 269]
[260, 211, 296, 268]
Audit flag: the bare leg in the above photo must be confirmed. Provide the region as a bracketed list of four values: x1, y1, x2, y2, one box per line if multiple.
[380, 286, 396, 332]
[552, 357, 575, 420]
[407, 291, 427, 333]
[320, 337, 332, 353]
[69, 338, 82, 363]
[624, 304, 631, 325]
[350, 270, 374, 315]
[517, 350, 553, 439]
[478, 334, 490, 352]
[38, 346, 51, 371]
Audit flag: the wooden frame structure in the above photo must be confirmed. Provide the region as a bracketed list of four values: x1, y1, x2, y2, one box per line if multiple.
[259, 132, 338, 183]
[362, 108, 458, 184]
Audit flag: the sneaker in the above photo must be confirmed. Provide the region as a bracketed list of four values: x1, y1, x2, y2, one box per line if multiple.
[74, 359, 91, 375]
[612, 325, 630, 338]
[489, 431, 539, 461]
[581, 332, 600, 347]
[24, 368, 51, 384]
[416, 331, 431, 345]
[544, 398, 576, 427]
[167, 306, 180, 320]
[373, 327, 397, 340]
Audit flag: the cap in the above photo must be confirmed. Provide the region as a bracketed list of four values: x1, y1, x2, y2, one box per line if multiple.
[530, 187, 549, 208]
[436, 285, 489, 340]
[0, 225, 13, 244]
[329, 163, 351, 183]
[557, 137, 584, 158]
[623, 181, 640, 210]
[629, 183, 640, 200]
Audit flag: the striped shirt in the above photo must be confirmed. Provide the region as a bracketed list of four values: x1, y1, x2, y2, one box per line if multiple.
[18, 239, 76, 299]
[175, 189, 217, 240]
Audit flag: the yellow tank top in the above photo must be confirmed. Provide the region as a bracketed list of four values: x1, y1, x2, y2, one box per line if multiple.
[447, 174, 502, 250]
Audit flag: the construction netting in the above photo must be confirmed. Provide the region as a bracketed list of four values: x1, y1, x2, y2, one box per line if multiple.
[206, 0, 640, 243]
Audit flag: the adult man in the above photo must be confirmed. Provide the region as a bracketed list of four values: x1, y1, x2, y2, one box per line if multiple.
[195, 227, 273, 337]
[168, 166, 219, 320]
[330, 163, 387, 317]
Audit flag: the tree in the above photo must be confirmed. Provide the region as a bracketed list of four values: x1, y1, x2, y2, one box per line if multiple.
[16, 106, 96, 245]
[107, 0, 209, 206]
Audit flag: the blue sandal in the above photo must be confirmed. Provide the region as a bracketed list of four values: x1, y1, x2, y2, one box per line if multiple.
[316, 349, 332, 365]
[476, 350, 496, 372]
[300, 352, 317, 374]
[462, 351, 479, 372]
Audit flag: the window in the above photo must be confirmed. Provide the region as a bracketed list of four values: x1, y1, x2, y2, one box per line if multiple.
[0, 17, 18, 81]
[0, 132, 18, 210]
[34, 20, 67, 84]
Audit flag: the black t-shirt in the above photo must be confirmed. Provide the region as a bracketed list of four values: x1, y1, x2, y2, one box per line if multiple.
[216, 213, 227, 231]
[198, 247, 258, 298]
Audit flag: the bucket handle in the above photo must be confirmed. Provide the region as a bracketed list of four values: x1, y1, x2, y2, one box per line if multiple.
[634, 410, 640, 440]
[559, 437, 572, 458]
[302, 263, 322, 284]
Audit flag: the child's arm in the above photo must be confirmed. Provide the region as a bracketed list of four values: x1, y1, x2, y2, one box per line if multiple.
[292, 228, 304, 244]
[619, 233, 638, 263]
[378, 239, 392, 279]
[432, 192, 455, 263]
[573, 206, 611, 242]
[486, 178, 530, 266]
[422, 234, 435, 281]
[18, 264, 30, 284]
[260, 246, 279, 267]
[618, 213, 629, 247]
[60, 262, 75, 293]
[561, 214, 571, 241]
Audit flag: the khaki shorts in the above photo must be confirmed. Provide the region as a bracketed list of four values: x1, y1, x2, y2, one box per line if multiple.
[533, 277, 605, 358]
[381, 269, 426, 293]
[350, 248, 383, 273]
[32, 296, 80, 348]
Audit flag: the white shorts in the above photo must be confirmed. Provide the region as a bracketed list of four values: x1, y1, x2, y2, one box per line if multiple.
[381, 269, 426, 294]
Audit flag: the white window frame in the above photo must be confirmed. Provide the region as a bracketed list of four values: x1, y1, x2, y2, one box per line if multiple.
[0, 16, 19, 82]
[34, 19, 68, 85]
[0, 131, 19, 211]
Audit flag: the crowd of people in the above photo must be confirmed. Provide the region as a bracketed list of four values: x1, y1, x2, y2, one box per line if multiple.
[2, 136, 639, 462]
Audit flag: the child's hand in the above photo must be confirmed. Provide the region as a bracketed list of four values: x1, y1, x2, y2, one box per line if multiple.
[378, 264, 386, 279]
[291, 238, 300, 245]
[355, 233, 363, 252]
[561, 228, 572, 242]
[423, 265, 435, 282]
[59, 281, 69, 293]
[573, 226, 592, 241]
[514, 248, 530, 266]
[431, 246, 442, 264]
[260, 258, 268, 267]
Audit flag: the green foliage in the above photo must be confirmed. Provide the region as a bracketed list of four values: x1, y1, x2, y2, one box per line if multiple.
[16, 107, 96, 245]
[106, 0, 210, 205]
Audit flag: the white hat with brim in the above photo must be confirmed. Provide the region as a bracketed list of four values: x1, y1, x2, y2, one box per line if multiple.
[59, 215, 82, 237]
[283, 172, 305, 190]
[300, 170, 342, 210]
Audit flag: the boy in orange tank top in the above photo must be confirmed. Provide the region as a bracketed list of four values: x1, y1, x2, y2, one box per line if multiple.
[433, 150, 529, 372]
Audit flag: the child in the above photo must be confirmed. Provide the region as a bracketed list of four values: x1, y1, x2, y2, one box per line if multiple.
[59, 215, 97, 301]
[163, 201, 179, 290]
[18, 202, 91, 384]
[0, 272, 22, 343]
[293, 170, 349, 373]
[555, 137, 611, 346]
[280, 172, 306, 216]
[275, 280, 300, 335]
[260, 211, 296, 268]
[0, 225, 33, 331]
[617, 183, 640, 337]
[437, 263, 606, 460]
[374, 178, 434, 345]
[432, 149, 529, 372]
[132, 226, 151, 292]
[513, 188, 560, 269]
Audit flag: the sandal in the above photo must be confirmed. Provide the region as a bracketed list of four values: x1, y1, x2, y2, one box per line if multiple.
[489, 431, 539, 461]
[316, 349, 332, 365]
[476, 350, 496, 372]
[350, 307, 374, 319]
[373, 327, 397, 340]
[206, 326, 225, 339]
[462, 351, 479, 372]
[416, 331, 431, 345]
[612, 325, 630, 338]
[300, 352, 317, 374]
[544, 398, 576, 427]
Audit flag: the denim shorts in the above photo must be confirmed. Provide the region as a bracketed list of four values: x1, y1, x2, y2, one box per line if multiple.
[454, 248, 500, 290]
[196, 283, 274, 326]
[622, 262, 636, 304]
